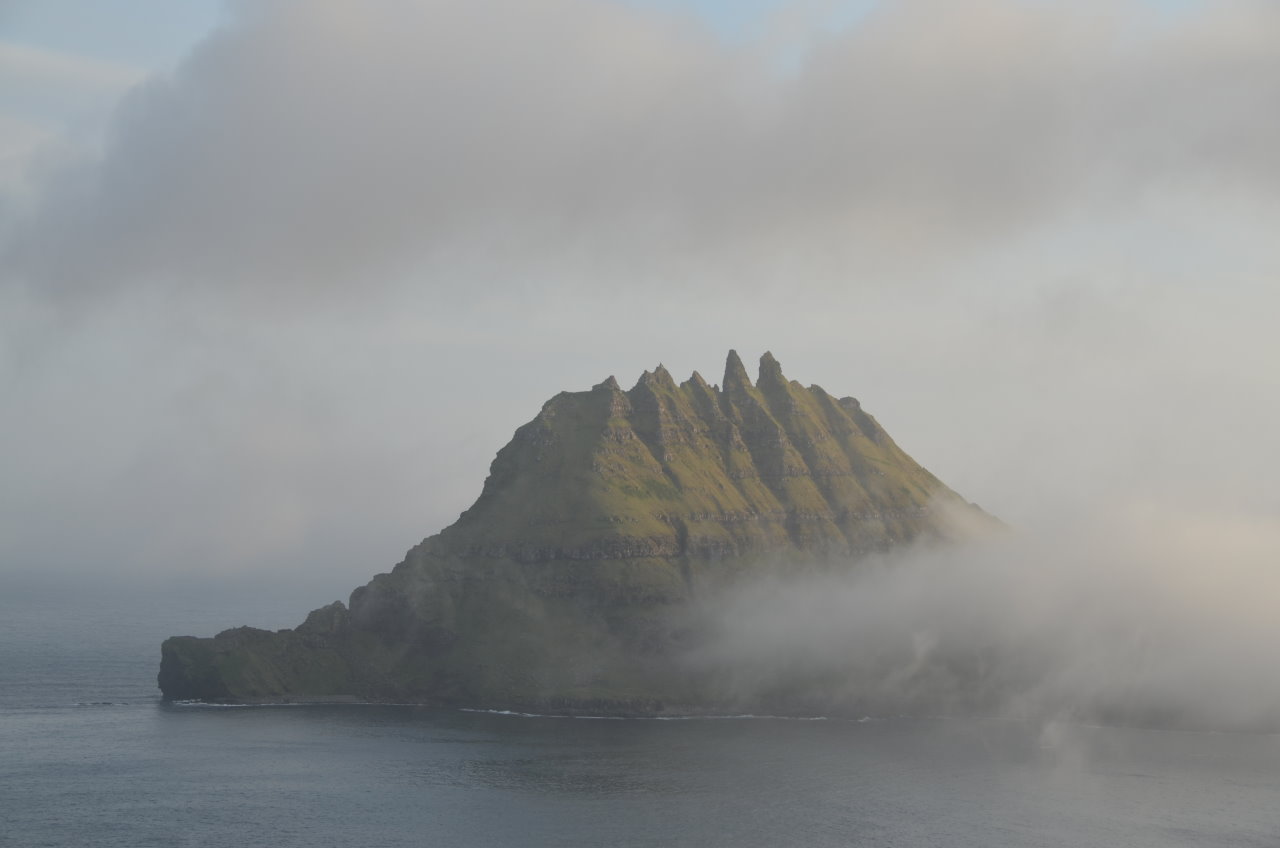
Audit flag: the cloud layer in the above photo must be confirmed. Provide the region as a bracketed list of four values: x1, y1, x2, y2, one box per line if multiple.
[6, 0, 1280, 300]
[2, 0, 1279, 585]
[693, 500, 1280, 730]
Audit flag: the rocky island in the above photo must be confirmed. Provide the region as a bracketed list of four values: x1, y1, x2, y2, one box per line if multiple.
[159, 351, 992, 713]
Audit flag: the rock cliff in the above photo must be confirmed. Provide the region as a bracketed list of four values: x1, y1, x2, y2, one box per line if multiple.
[159, 352, 992, 711]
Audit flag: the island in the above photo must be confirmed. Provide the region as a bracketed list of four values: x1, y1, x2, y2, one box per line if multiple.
[159, 351, 992, 713]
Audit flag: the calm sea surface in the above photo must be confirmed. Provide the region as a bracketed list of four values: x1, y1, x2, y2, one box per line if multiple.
[3, 577, 1279, 847]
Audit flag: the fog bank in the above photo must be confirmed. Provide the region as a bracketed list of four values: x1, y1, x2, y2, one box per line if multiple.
[694, 501, 1280, 730]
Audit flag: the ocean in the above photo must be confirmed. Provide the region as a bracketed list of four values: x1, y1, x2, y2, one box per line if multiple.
[3, 576, 1278, 848]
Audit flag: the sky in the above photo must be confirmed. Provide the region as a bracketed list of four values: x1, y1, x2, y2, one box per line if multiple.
[2, 0, 1278, 598]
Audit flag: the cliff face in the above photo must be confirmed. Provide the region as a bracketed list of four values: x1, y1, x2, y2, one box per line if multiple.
[159, 352, 990, 711]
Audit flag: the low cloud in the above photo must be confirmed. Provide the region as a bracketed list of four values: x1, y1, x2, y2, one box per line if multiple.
[5, 0, 1280, 302]
[692, 500, 1280, 730]
[0, 40, 144, 91]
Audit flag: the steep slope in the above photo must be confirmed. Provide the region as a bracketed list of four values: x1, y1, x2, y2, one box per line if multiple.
[159, 352, 990, 711]
[439, 350, 958, 560]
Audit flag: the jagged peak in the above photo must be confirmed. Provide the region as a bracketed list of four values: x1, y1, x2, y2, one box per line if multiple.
[686, 370, 710, 390]
[593, 376, 621, 392]
[757, 351, 787, 391]
[652, 363, 675, 388]
[723, 349, 752, 392]
[633, 364, 678, 392]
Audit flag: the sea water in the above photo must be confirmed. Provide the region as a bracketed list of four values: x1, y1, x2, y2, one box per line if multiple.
[2, 577, 1278, 848]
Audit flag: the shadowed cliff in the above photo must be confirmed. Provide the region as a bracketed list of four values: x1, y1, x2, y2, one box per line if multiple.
[159, 352, 992, 711]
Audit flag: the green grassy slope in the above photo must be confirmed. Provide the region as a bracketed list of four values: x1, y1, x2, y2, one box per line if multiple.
[439, 350, 965, 560]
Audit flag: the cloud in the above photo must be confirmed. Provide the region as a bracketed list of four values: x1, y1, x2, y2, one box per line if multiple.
[4, 0, 749, 300]
[0, 40, 144, 92]
[691, 499, 1280, 730]
[0, 113, 56, 189]
[4, 0, 1280, 303]
[0, 41, 144, 200]
[1, 0, 1278, 585]
[0, 41, 146, 145]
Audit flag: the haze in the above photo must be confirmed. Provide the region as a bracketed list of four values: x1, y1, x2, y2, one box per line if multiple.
[694, 500, 1280, 730]
[3, 0, 1278, 614]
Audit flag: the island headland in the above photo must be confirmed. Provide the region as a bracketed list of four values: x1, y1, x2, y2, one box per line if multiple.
[159, 351, 992, 713]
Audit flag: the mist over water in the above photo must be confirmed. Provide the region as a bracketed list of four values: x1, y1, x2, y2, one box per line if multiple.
[5, 578, 1280, 848]
[693, 501, 1280, 730]
[5, 509, 1280, 847]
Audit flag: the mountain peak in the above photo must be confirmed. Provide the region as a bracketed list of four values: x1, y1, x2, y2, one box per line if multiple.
[723, 349, 752, 392]
[634, 364, 677, 392]
[652, 363, 675, 388]
[757, 350, 787, 391]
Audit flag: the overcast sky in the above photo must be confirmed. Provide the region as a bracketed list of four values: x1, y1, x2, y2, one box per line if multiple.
[2, 0, 1278, 593]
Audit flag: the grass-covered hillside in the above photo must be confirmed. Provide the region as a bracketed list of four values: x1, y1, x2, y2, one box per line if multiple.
[441, 350, 962, 561]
